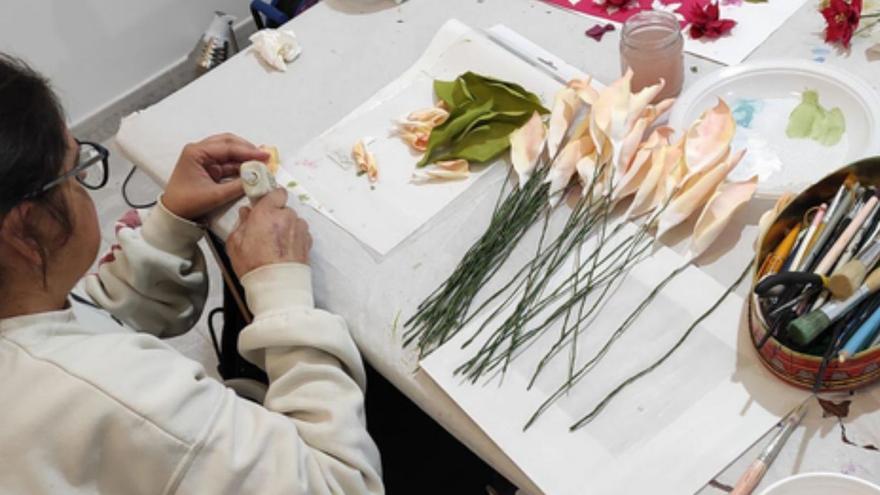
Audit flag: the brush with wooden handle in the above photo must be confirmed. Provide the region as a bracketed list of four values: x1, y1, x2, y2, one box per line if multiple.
[730, 401, 809, 495]
[828, 240, 880, 299]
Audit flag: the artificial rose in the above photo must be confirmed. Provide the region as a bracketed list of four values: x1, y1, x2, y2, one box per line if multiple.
[685, 0, 738, 39]
[821, 0, 863, 48]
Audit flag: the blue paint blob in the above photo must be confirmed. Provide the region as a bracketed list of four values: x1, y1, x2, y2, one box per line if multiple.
[732, 98, 764, 129]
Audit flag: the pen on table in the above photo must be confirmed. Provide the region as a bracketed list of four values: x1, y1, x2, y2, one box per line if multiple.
[730, 401, 810, 495]
[790, 204, 826, 271]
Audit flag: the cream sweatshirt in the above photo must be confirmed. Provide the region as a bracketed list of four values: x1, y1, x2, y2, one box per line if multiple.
[0, 201, 383, 495]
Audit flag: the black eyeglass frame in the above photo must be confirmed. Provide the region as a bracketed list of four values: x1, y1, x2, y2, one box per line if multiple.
[26, 140, 110, 198]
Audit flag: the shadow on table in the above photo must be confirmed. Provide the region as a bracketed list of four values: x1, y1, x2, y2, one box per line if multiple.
[323, 0, 401, 15]
[364, 362, 517, 494]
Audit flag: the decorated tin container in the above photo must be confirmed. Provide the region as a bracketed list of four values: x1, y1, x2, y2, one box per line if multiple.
[749, 157, 880, 391]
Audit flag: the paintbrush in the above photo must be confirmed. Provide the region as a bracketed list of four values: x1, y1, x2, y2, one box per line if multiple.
[839, 300, 880, 362]
[788, 266, 880, 346]
[759, 224, 801, 277]
[814, 192, 878, 276]
[790, 204, 826, 271]
[802, 178, 857, 272]
[730, 401, 810, 495]
[828, 240, 880, 299]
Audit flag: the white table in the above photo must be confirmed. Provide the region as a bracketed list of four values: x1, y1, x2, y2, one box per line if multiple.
[116, 1, 880, 493]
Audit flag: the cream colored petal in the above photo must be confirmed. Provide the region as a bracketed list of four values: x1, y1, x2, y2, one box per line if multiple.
[509, 111, 547, 188]
[411, 159, 470, 183]
[687, 176, 758, 260]
[629, 144, 675, 218]
[546, 136, 591, 204]
[259, 145, 280, 175]
[548, 87, 583, 157]
[626, 78, 666, 130]
[684, 98, 736, 176]
[407, 106, 450, 127]
[614, 116, 649, 179]
[570, 76, 599, 106]
[657, 148, 746, 237]
[613, 127, 671, 203]
[640, 98, 676, 124]
[576, 152, 599, 196]
[352, 139, 379, 183]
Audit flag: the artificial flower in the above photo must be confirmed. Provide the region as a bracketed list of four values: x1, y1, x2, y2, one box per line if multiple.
[687, 175, 758, 259]
[509, 112, 547, 187]
[352, 139, 379, 183]
[684, 0, 738, 40]
[820, 0, 863, 48]
[411, 159, 470, 183]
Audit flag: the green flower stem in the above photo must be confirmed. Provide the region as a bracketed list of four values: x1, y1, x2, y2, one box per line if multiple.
[567, 259, 754, 431]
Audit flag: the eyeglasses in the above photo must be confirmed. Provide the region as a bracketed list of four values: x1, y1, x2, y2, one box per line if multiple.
[28, 140, 110, 197]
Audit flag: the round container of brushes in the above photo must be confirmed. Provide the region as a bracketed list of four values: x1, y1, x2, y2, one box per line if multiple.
[749, 156, 880, 392]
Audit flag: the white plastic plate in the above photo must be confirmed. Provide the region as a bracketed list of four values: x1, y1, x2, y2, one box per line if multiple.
[759, 472, 880, 495]
[670, 60, 880, 199]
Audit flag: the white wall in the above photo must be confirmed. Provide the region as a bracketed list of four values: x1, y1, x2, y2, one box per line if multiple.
[0, 0, 251, 125]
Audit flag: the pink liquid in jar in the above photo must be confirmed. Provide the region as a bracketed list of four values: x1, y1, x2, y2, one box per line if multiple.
[620, 11, 684, 102]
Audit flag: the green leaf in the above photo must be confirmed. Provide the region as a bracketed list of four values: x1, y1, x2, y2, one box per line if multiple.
[461, 72, 549, 115]
[418, 98, 495, 166]
[434, 78, 473, 109]
[435, 121, 521, 164]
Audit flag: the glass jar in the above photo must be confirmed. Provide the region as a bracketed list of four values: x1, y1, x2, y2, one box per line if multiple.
[620, 10, 684, 102]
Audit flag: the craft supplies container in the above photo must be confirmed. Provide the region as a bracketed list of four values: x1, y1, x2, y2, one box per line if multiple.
[619, 10, 684, 102]
[750, 157, 880, 391]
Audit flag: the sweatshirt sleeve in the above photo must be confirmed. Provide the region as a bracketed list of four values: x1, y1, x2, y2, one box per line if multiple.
[84, 199, 208, 338]
[172, 262, 384, 495]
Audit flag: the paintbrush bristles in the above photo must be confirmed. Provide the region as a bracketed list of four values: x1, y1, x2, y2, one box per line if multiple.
[829, 261, 867, 299]
[788, 310, 831, 346]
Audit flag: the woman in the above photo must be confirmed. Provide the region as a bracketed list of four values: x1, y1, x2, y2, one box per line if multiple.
[0, 54, 383, 494]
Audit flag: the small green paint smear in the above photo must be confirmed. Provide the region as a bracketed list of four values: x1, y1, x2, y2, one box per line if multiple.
[390, 310, 402, 338]
[297, 193, 310, 202]
[786, 90, 846, 147]
[286, 180, 298, 188]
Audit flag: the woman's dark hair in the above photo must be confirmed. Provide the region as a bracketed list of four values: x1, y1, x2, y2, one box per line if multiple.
[0, 53, 73, 275]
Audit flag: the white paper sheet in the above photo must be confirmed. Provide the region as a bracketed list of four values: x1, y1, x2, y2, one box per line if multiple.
[683, 0, 810, 66]
[279, 24, 564, 256]
[421, 224, 806, 495]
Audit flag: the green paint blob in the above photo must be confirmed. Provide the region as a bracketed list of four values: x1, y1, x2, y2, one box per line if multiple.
[786, 90, 846, 147]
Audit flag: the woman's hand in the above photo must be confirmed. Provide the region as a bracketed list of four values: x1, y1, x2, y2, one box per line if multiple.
[227, 188, 312, 277]
[163, 133, 269, 221]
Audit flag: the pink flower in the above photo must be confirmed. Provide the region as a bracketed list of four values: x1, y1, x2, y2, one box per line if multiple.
[684, 0, 737, 40]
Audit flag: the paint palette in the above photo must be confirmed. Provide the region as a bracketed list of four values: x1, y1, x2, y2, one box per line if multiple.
[670, 60, 880, 198]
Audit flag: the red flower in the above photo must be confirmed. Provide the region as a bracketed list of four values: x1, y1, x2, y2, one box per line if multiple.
[821, 0, 862, 49]
[684, 0, 737, 40]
